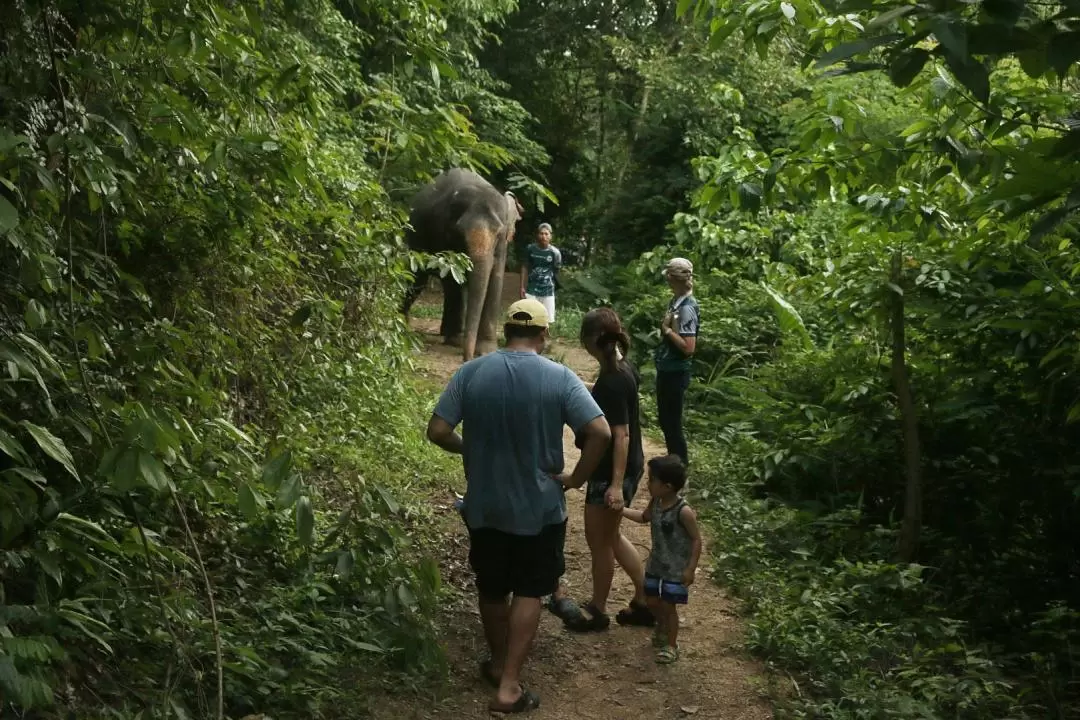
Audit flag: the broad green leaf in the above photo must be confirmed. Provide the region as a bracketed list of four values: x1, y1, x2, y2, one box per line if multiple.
[930, 19, 967, 60]
[889, 49, 930, 88]
[276, 472, 301, 509]
[1048, 32, 1080, 78]
[23, 300, 46, 330]
[112, 449, 140, 491]
[210, 417, 253, 446]
[295, 495, 314, 545]
[376, 484, 401, 514]
[335, 549, 355, 579]
[868, 5, 916, 30]
[238, 483, 259, 519]
[815, 34, 901, 69]
[944, 55, 990, 103]
[0, 195, 18, 233]
[762, 283, 812, 349]
[137, 451, 170, 492]
[343, 638, 385, 653]
[780, 2, 795, 21]
[0, 427, 30, 464]
[262, 450, 292, 490]
[20, 422, 79, 481]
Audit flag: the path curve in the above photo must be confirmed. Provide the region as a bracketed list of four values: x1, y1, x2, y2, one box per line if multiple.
[383, 274, 771, 719]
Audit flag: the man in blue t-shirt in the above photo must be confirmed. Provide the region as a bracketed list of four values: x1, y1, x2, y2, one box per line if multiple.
[427, 298, 611, 714]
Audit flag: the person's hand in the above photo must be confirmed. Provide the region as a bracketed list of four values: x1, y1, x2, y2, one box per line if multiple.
[519, 287, 527, 299]
[604, 485, 623, 511]
[681, 568, 696, 587]
[552, 472, 572, 491]
[661, 312, 674, 333]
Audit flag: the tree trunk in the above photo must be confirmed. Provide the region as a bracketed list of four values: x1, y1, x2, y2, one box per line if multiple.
[891, 251, 923, 562]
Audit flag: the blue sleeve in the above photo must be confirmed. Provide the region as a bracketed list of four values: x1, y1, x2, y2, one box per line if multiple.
[562, 368, 603, 432]
[433, 369, 464, 426]
[677, 303, 699, 337]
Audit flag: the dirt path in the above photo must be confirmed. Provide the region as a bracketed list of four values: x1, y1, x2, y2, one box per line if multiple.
[386, 275, 771, 720]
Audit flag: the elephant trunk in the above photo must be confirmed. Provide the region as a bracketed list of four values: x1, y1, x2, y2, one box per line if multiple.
[463, 242, 495, 362]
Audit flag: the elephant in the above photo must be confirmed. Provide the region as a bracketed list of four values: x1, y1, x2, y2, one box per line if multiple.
[401, 168, 524, 361]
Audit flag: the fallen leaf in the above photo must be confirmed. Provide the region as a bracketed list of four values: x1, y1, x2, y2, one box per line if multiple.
[680, 707, 699, 715]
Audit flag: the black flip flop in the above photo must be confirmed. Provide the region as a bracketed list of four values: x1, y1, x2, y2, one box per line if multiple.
[546, 596, 583, 623]
[564, 602, 610, 633]
[489, 687, 541, 714]
[479, 659, 500, 688]
[615, 599, 656, 627]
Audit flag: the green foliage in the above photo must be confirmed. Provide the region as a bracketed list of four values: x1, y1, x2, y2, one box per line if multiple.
[551, 6, 1080, 704]
[0, 0, 530, 715]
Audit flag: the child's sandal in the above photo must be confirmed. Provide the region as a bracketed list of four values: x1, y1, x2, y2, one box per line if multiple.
[655, 645, 680, 664]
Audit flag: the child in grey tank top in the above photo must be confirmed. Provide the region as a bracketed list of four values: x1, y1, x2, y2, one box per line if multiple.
[622, 454, 702, 664]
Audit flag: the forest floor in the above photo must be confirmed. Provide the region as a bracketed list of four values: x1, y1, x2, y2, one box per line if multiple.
[378, 273, 772, 720]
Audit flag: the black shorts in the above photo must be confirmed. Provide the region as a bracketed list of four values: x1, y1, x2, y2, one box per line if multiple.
[468, 521, 566, 599]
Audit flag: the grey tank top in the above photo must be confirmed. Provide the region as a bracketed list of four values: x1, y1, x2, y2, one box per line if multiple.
[646, 497, 692, 580]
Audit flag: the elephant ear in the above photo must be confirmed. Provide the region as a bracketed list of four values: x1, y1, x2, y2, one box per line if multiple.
[504, 191, 523, 220]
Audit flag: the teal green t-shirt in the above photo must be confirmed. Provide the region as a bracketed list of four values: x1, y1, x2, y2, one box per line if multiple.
[524, 243, 562, 297]
[433, 350, 603, 535]
[653, 294, 700, 373]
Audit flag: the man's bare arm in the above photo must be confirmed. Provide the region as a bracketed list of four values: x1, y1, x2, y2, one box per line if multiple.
[426, 415, 463, 455]
[561, 416, 611, 489]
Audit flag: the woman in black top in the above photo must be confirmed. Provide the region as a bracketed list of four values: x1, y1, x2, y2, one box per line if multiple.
[565, 307, 653, 632]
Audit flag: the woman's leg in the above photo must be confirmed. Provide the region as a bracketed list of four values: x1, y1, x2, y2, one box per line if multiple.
[584, 504, 618, 613]
[613, 522, 646, 605]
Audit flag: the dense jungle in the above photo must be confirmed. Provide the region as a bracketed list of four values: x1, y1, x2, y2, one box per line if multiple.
[2, 0, 1079, 718]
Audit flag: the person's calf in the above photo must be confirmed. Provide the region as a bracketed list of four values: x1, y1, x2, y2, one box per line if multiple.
[499, 595, 542, 700]
[478, 591, 511, 672]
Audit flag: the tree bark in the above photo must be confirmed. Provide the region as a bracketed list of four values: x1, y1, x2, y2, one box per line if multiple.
[891, 251, 923, 562]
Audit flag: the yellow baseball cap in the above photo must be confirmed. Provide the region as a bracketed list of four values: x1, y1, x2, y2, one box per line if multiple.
[506, 298, 550, 328]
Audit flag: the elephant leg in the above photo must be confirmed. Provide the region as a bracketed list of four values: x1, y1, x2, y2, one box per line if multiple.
[441, 275, 464, 346]
[477, 237, 508, 354]
[401, 269, 431, 318]
[462, 227, 496, 362]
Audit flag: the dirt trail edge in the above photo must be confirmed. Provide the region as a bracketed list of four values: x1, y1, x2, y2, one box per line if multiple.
[385, 275, 771, 720]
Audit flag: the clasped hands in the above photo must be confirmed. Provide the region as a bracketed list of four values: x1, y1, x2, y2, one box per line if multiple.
[551, 471, 624, 511]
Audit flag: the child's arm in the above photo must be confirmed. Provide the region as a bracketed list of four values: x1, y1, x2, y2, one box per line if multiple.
[622, 503, 652, 524]
[679, 504, 703, 586]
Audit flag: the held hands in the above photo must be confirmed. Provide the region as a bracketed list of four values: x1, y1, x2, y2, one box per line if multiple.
[604, 484, 624, 511]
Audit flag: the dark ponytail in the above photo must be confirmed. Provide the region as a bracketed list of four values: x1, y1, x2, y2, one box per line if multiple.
[580, 307, 631, 373]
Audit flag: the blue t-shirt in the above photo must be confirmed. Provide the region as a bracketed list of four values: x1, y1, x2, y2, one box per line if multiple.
[653, 294, 700, 373]
[433, 350, 603, 535]
[524, 243, 562, 297]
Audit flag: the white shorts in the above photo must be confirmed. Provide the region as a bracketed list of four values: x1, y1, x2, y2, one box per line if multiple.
[525, 293, 556, 323]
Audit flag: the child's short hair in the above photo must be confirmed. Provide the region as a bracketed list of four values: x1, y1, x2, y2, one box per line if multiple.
[648, 454, 687, 491]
